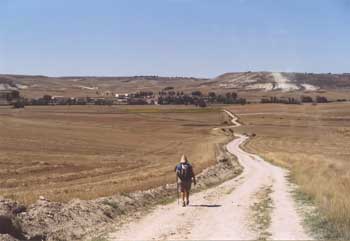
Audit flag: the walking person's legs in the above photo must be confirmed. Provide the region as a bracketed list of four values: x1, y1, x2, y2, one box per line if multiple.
[186, 191, 190, 205]
[180, 181, 192, 206]
[181, 191, 186, 206]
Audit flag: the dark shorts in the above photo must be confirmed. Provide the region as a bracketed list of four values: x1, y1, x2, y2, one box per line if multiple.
[179, 181, 192, 192]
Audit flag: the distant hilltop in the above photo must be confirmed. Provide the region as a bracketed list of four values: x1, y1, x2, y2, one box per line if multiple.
[209, 72, 350, 92]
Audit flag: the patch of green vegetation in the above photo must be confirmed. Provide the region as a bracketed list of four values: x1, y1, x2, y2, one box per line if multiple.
[250, 186, 273, 240]
[90, 236, 109, 241]
[102, 199, 119, 209]
[120, 192, 132, 198]
[293, 189, 343, 240]
[158, 196, 177, 206]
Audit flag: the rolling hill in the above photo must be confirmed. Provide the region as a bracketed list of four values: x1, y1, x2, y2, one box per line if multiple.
[1, 72, 350, 100]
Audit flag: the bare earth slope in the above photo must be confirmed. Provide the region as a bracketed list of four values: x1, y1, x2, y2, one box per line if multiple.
[109, 111, 312, 240]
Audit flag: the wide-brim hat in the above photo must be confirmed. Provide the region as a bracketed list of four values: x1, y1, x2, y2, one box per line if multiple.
[180, 154, 188, 163]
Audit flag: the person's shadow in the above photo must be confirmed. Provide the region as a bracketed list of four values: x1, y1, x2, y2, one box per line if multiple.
[188, 204, 222, 208]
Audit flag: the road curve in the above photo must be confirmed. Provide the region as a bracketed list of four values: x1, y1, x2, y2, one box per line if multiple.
[109, 110, 312, 240]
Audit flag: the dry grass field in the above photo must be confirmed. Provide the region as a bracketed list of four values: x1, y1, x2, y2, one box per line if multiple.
[229, 102, 350, 238]
[2, 101, 350, 237]
[0, 105, 229, 204]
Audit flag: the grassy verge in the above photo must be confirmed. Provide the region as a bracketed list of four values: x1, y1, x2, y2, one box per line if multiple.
[249, 186, 273, 240]
[290, 168, 350, 240]
[229, 103, 350, 240]
[89, 236, 109, 241]
[243, 144, 350, 239]
[292, 189, 343, 240]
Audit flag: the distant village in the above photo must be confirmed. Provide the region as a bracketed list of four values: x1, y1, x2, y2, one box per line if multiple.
[0, 86, 336, 108]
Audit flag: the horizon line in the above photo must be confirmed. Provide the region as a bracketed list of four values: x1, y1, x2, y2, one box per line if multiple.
[1, 70, 350, 79]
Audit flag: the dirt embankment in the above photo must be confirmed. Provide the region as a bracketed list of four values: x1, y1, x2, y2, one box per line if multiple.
[0, 140, 242, 241]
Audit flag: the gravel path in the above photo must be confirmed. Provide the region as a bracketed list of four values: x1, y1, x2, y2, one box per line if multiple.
[109, 110, 312, 240]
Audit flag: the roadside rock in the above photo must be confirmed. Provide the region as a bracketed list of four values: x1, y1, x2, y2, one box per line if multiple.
[0, 234, 19, 241]
[0, 198, 25, 217]
[0, 198, 25, 240]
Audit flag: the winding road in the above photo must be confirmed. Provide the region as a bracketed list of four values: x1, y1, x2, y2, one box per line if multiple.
[109, 110, 312, 240]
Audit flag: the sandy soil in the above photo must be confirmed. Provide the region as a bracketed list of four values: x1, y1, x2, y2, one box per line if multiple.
[108, 110, 312, 240]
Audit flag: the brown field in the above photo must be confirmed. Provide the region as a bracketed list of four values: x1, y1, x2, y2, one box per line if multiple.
[2, 101, 350, 237]
[0, 105, 229, 204]
[229, 102, 350, 238]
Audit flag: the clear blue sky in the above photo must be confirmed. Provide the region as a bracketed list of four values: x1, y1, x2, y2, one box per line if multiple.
[1, 0, 349, 77]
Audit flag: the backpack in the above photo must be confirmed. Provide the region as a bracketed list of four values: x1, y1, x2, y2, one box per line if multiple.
[176, 163, 193, 182]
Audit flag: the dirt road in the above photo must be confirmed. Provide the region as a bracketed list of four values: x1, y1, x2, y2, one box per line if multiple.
[109, 110, 312, 240]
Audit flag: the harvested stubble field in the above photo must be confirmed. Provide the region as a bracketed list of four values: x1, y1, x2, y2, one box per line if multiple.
[229, 102, 350, 238]
[0, 105, 228, 204]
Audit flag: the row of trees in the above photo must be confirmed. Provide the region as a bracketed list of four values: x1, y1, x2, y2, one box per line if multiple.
[158, 95, 207, 106]
[261, 97, 301, 104]
[207, 92, 246, 104]
[23, 95, 113, 106]
[9, 88, 339, 108]
[132, 91, 154, 98]
[0, 90, 20, 101]
[315, 96, 328, 103]
[301, 95, 328, 103]
[157, 91, 246, 106]
[261, 95, 329, 104]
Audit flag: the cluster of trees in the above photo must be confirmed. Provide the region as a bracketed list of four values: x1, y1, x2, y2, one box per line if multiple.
[261, 97, 300, 104]
[261, 95, 329, 104]
[157, 90, 200, 105]
[127, 98, 149, 105]
[94, 99, 114, 105]
[25, 93, 156, 106]
[0, 90, 24, 108]
[315, 96, 328, 103]
[163, 86, 174, 91]
[132, 91, 154, 98]
[157, 91, 246, 106]
[301, 96, 313, 103]
[26, 95, 82, 105]
[158, 90, 183, 96]
[24, 95, 112, 106]
[158, 95, 206, 106]
[207, 92, 246, 104]
[0, 90, 20, 101]
[301, 95, 328, 103]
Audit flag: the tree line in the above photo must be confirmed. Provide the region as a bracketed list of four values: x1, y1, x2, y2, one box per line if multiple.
[261, 95, 329, 104]
[157, 91, 246, 106]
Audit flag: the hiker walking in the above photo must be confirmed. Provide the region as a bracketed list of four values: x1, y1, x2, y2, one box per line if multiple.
[175, 155, 196, 207]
